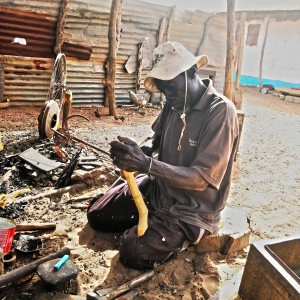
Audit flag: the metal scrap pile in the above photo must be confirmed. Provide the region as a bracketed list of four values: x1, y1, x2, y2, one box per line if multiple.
[0, 133, 116, 223]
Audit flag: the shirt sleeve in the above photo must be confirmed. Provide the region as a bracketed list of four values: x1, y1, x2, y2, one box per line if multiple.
[191, 101, 238, 190]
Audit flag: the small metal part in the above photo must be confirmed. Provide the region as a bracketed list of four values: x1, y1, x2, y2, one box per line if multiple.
[53, 128, 71, 147]
[62, 114, 91, 129]
[3, 252, 16, 268]
[19, 147, 62, 172]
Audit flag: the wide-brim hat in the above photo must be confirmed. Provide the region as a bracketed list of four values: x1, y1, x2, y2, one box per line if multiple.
[144, 41, 208, 93]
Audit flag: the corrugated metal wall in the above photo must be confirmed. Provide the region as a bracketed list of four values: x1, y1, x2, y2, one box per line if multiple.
[63, 0, 111, 105]
[0, 7, 56, 58]
[197, 14, 227, 92]
[170, 10, 211, 55]
[0, 0, 226, 106]
[0, 0, 60, 105]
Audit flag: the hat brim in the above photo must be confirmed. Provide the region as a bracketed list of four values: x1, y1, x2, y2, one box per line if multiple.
[144, 55, 208, 93]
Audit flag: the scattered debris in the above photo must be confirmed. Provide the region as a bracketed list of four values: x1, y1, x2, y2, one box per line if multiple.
[0, 202, 27, 220]
[19, 147, 62, 173]
[54, 150, 81, 189]
[0, 247, 70, 288]
[15, 235, 44, 253]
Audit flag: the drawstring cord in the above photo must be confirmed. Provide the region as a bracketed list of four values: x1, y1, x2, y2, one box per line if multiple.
[177, 71, 188, 151]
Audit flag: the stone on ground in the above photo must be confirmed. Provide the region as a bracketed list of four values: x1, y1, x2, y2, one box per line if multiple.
[37, 258, 79, 285]
[193, 207, 250, 254]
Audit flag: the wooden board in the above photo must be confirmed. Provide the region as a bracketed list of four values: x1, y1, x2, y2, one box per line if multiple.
[275, 87, 300, 97]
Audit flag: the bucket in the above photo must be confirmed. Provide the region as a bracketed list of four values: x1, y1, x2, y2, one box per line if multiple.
[0, 217, 16, 254]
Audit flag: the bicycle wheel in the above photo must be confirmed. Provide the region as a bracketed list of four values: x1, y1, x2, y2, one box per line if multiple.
[47, 53, 67, 108]
[39, 53, 67, 139]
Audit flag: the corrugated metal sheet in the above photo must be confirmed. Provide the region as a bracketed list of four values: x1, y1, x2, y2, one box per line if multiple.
[2, 56, 53, 105]
[54, 0, 169, 105]
[169, 10, 211, 55]
[163, 0, 300, 13]
[0, 0, 60, 18]
[61, 0, 112, 106]
[0, 0, 59, 105]
[235, 0, 300, 12]
[1, 0, 223, 106]
[116, 0, 169, 103]
[0, 7, 56, 58]
[198, 14, 227, 69]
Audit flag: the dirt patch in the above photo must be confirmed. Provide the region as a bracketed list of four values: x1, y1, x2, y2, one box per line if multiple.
[0, 87, 299, 299]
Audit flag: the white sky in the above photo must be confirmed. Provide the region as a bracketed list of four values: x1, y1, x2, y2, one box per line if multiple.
[141, 0, 300, 12]
[143, 0, 226, 12]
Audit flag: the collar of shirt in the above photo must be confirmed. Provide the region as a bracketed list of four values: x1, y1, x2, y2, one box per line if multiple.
[189, 79, 216, 112]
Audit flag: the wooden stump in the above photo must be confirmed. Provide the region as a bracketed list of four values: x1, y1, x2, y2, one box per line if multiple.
[193, 207, 250, 255]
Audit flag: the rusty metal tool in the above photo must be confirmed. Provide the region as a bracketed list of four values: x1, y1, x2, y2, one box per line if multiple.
[15, 223, 56, 232]
[54, 149, 81, 188]
[86, 270, 154, 300]
[52, 128, 110, 157]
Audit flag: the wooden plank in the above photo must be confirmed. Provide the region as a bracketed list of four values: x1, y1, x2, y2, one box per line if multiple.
[105, 0, 123, 115]
[258, 16, 270, 92]
[166, 6, 176, 41]
[275, 87, 300, 97]
[223, 0, 236, 101]
[235, 12, 246, 90]
[55, 0, 69, 54]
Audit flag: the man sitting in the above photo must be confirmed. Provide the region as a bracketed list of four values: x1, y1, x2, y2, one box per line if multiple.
[87, 41, 239, 269]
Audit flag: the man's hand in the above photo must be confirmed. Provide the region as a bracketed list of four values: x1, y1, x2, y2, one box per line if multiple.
[140, 134, 161, 156]
[110, 136, 151, 173]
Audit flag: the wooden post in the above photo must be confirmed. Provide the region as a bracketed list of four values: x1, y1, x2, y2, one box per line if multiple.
[233, 12, 246, 110]
[54, 0, 68, 54]
[258, 16, 270, 92]
[135, 42, 143, 93]
[166, 6, 176, 41]
[223, 0, 236, 100]
[196, 15, 213, 56]
[105, 0, 123, 115]
[235, 12, 246, 90]
[0, 63, 4, 102]
[157, 17, 167, 46]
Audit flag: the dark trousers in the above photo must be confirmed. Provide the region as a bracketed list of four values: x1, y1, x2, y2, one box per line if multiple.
[87, 175, 194, 269]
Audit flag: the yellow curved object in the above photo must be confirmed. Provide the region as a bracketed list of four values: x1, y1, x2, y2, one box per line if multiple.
[122, 171, 148, 236]
[0, 188, 30, 208]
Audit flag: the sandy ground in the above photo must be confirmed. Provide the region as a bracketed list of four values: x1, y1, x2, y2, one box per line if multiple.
[0, 86, 299, 299]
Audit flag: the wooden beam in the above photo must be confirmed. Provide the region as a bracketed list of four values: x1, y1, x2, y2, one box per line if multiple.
[54, 0, 68, 54]
[235, 12, 246, 90]
[135, 42, 143, 93]
[196, 15, 213, 56]
[166, 6, 176, 41]
[223, 0, 236, 100]
[258, 16, 270, 92]
[157, 17, 167, 46]
[105, 0, 123, 115]
[233, 12, 246, 110]
[0, 63, 4, 102]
